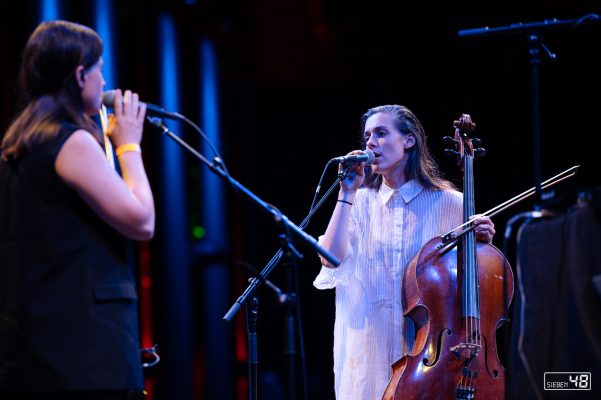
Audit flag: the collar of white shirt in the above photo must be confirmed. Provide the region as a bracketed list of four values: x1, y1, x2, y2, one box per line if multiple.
[378, 179, 423, 205]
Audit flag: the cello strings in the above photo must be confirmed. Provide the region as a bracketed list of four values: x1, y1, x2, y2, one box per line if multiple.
[460, 156, 477, 395]
[468, 158, 477, 394]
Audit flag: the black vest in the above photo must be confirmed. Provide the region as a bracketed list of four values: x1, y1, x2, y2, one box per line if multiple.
[0, 123, 143, 390]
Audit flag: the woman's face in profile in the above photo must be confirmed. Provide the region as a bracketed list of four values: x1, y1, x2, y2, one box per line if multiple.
[80, 57, 106, 116]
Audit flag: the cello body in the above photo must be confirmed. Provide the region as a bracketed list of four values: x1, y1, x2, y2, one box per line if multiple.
[382, 237, 514, 399]
[383, 114, 514, 400]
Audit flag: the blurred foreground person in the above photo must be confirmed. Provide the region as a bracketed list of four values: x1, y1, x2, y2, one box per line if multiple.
[0, 20, 154, 400]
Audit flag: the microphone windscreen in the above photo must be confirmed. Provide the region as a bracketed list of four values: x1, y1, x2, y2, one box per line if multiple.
[102, 90, 116, 108]
[364, 149, 375, 165]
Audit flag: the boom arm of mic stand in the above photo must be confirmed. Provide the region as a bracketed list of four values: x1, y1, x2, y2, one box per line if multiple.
[223, 166, 348, 322]
[148, 119, 341, 320]
[458, 14, 600, 37]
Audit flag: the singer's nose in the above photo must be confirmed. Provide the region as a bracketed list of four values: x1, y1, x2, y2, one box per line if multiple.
[365, 133, 377, 148]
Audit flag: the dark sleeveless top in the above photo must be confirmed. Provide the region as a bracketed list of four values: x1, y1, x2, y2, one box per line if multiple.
[0, 122, 143, 391]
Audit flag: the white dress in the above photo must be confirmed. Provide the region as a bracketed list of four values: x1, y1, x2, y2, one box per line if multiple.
[314, 180, 463, 400]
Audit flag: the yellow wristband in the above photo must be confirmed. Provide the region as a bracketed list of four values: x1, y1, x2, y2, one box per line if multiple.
[115, 143, 141, 157]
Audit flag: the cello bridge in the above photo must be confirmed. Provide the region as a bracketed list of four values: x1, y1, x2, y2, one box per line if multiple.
[450, 342, 481, 358]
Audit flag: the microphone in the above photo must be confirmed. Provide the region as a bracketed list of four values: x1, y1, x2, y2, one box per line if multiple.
[102, 90, 182, 120]
[331, 149, 375, 166]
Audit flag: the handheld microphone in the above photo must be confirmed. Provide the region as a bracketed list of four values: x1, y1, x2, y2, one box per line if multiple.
[102, 90, 182, 120]
[331, 149, 375, 166]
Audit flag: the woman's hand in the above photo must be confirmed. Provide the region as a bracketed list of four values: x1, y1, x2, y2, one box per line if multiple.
[339, 150, 367, 194]
[471, 214, 495, 243]
[107, 89, 147, 147]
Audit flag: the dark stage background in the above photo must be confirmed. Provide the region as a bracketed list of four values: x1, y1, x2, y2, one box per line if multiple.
[1, 1, 601, 399]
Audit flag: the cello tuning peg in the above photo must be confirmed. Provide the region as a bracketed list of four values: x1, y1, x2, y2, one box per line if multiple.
[442, 136, 456, 146]
[475, 148, 486, 157]
[472, 138, 483, 147]
[444, 149, 460, 158]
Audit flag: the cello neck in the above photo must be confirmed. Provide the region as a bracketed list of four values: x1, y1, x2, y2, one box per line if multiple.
[452, 114, 480, 319]
[462, 153, 479, 319]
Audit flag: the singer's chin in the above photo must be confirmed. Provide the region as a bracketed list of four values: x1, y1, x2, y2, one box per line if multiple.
[86, 104, 103, 117]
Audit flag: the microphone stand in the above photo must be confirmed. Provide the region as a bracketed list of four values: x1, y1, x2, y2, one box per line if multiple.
[458, 13, 600, 208]
[148, 118, 341, 399]
[243, 164, 352, 399]
[247, 297, 259, 400]
[222, 161, 348, 322]
[237, 161, 352, 399]
[148, 118, 340, 309]
[278, 225, 303, 400]
[244, 260, 299, 399]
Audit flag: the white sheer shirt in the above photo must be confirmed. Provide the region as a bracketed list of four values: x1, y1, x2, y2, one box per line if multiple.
[314, 180, 463, 400]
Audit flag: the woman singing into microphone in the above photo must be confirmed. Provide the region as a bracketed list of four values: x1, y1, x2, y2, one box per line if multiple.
[314, 105, 495, 399]
[0, 20, 153, 400]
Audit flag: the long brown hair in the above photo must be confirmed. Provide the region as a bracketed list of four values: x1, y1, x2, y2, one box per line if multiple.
[1, 20, 103, 161]
[360, 105, 455, 191]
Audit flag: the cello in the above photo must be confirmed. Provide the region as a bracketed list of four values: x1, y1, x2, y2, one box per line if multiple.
[382, 114, 514, 400]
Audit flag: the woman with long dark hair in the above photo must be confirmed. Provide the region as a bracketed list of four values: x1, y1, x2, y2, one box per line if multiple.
[0, 20, 153, 400]
[314, 105, 495, 399]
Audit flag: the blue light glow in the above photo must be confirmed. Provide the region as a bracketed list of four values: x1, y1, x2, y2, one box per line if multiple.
[94, 0, 114, 88]
[159, 13, 184, 209]
[200, 39, 225, 241]
[40, 0, 59, 21]
[158, 14, 192, 400]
